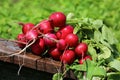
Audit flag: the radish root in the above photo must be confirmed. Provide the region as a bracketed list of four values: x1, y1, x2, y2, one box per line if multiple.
[0, 39, 36, 76]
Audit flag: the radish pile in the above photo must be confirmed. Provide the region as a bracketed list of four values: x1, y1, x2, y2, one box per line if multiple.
[17, 12, 92, 65]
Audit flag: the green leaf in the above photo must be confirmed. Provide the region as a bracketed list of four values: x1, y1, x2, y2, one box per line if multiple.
[66, 12, 74, 19]
[107, 72, 120, 80]
[73, 25, 81, 34]
[109, 60, 120, 71]
[92, 77, 102, 80]
[82, 18, 89, 24]
[86, 60, 106, 79]
[92, 20, 103, 29]
[100, 40, 114, 52]
[102, 25, 116, 44]
[74, 71, 83, 80]
[98, 45, 111, 60]
[92, 66, 106, 77]
[88, 45, 97, 61]
[69, 64, 86, 71]
[94, 30, 102, 42]
[52, 73, 63, 80]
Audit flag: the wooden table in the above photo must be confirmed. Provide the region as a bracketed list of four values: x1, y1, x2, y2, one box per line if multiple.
[0, 38, 76, 80]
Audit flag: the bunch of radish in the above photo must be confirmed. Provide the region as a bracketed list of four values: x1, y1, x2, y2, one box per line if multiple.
[17, 12, 92, 65]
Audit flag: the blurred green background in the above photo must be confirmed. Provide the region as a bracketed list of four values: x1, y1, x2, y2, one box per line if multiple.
[0, 0, 120, 79]
[0, 0, 120, 49]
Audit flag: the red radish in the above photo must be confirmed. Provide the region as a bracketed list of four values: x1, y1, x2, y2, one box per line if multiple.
[65, 33, 78, 47]
[37, 20, 53, 34]
[25, 30, 38, 41]
[19, 22, 34, 34]
[61, 49, 75, 64]
[56, 25, 74, 39]
[49, 12, 66, 27]
[79, 55, 92, 64]
[31, 38, 45, 55]
[84, 55, 92, 60]
[56, 39, 67, 50]
[48, 47, 62, 60]
[43, 33, 57, 47]
[17, 33, 26, 48]
[75, 42, 88, 57]
[39, 38, 45, 49]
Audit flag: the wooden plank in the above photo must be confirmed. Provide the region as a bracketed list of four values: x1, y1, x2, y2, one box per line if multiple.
[37, 57, 61, 74]
[13, 53, 40, 69]
[0, 38, 21, 53]
[0, 52, 14, 63]
[0, 39, 19, 63]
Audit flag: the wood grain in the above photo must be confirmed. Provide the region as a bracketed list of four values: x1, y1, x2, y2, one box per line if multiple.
[0, 38, 76, 79]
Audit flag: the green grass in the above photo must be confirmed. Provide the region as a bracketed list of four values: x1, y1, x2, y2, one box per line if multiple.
[0, 0, 120, 49]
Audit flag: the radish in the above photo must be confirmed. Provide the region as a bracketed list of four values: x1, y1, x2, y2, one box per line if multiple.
[75, 42, 88, 57]
[19, 22, 34, 34]
[31, 38, 45, 55]
[56, 39, 67, 50]
[43, 33, 57, 47]
[17, 33, 26, 48]
[25, 30, 38, 41]
[48, 47, 62, 60]
[56, 25, 74, 39]
[49, 12, 66, 27]
[37, 20, 53, 34]
[79, 55, 92, 64]
[61, 49, 75, 64]
[65, 33, 78, 47]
